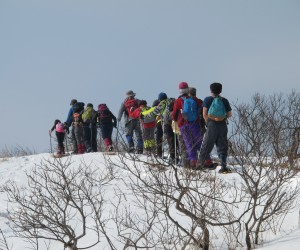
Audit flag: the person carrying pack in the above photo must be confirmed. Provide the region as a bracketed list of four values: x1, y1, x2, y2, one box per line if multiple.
[82, 103, 98, 153]
[65, 99, 85, 154]
[172, 82, 195, 168]
[49, 119, 66, 155]
[188, 87, 214, 168]
[197, 82, 232, 173]
[98, 103, 117, 152]
[117, 90, 143, 154]
[129, 100, 156, 156]
[144, 93, 179, 163]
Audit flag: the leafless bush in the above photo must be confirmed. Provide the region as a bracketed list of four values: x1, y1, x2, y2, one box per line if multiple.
[109, 152, 249, 249]
[2, 158, 116, 250]
[0, 229, 11, 250]
[0, 145, 36, 158]
[229, 91, 300, 249]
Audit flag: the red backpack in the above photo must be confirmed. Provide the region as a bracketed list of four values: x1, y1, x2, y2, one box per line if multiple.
[98, 104, 112, 123]
[124, 97, 138, 118]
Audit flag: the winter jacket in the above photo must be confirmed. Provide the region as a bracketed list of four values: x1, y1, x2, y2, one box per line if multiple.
[172, 94, 189, 128]
[118, 97, 140, 124]
[129, 105, 156, 129]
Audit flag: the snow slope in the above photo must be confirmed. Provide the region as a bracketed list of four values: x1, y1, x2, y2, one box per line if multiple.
[0, 153, 299, 249]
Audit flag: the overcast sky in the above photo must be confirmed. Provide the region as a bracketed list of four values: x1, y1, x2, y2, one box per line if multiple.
[0, 0, 299, 152]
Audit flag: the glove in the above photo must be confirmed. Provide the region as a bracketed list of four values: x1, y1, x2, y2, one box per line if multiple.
[140, 113, 144, 120]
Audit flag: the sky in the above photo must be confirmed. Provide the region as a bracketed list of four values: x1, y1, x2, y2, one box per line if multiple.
[0, 0, 300, 152]
[0, 153, 300, 249]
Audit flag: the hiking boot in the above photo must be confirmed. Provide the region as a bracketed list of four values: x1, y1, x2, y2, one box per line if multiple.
[128, 147, 135, 153]
[137, 148, 143, 154]
[218, 167, 232, 174]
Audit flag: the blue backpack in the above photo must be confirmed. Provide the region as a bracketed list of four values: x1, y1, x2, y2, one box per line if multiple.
[181, 97, 198, 122]
[208, 96, 226, 121]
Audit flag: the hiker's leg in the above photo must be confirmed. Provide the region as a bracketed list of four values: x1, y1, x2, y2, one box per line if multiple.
[198, 120, 218, 167]
[216, 122, 229, 168]
[125, 120, 135, 149]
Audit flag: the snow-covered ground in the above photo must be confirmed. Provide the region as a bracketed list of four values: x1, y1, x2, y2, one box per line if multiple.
[0, 153, 299, 249]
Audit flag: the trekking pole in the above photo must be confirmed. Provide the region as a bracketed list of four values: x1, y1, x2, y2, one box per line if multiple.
[49, 131, 53, 154]
[65, 133, 68, 154]
[90, 123, 93, 152]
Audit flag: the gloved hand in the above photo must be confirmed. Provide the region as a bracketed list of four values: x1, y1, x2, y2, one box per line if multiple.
[140, 113, 144, 120]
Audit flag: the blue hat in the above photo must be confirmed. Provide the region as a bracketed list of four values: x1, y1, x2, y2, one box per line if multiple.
[158, 92, 167, 101]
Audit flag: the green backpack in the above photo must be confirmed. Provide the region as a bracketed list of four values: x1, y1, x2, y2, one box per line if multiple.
[208, 96, 226, 121]
[82, 107, 94, 123]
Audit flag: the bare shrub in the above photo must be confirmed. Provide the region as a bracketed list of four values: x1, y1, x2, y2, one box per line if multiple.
[229, 91, 300, 249]
[0, 145, 36, 158]
[2, 158, 115, 250]
[109, 152, 249, 249]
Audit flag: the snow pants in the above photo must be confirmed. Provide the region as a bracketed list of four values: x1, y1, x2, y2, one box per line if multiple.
[125, 119, 143, 152]
[198, 120, 228, 167]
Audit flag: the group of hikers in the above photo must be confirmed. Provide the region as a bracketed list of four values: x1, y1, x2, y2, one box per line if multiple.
[49, 82, 232, 173]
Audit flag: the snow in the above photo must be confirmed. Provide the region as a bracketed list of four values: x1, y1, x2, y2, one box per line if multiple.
[0, 153, 299, 249]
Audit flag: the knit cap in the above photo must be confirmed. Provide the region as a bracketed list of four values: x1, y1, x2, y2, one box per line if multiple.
[178, 82, 189, 94]
[158, 92, 167, 101]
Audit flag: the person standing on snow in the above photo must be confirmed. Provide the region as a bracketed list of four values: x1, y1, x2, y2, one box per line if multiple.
[129, 100, 156, 156]
[197, 82, 232, 173]
[117, 90, 143, 154]
[97, 103, 117, 152]
[172, 82, 201, 168]
[82, 103, 98, 153]
[188, 87, 215, 168]
[143, 92, 178, 163]
[49, 119, 66, 155]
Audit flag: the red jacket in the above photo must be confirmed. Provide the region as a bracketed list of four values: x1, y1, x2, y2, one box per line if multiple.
[172, 94, 188, 128]
[129, 105, 156, 129]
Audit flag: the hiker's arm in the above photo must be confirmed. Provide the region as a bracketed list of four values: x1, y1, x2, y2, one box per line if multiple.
[203, 107, 208, 122]
[142, 106, 156, 118]
[226, 111, 232, 118]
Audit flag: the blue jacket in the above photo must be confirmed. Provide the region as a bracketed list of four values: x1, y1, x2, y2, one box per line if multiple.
[65, 107, 74, 125]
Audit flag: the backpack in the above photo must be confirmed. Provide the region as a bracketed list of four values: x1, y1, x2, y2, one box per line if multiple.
[55, 122, 65, 133]
[72, 102, 85, 113]
[181, 96, 198, 122]
[82, 107, 93, 123]
[124, 97, 138, 118]
[98, 104, 112, 123]
[72, 113, 82, 127]
[163, 98, 175, 124]
[207, 96, 226, 121]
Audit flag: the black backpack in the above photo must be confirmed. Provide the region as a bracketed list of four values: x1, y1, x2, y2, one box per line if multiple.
[73, 102, 85, 113]
[98, 104, 113, 123]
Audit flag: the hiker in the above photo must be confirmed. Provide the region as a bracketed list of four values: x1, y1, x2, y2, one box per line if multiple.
[117, 90, 143, 154]
[82, 103, 98, 153]
[189, 87, 214, 167]
[197, 82, 232, 173]
[65, 99, 85, 154]
[98, 103, 117, 152]
[144, 93, 179, 163]
[129, 100, 156, 156]
[172, 82, 202, 168]
[152, 99, 163, 158]
[49, 119, 66, 155]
